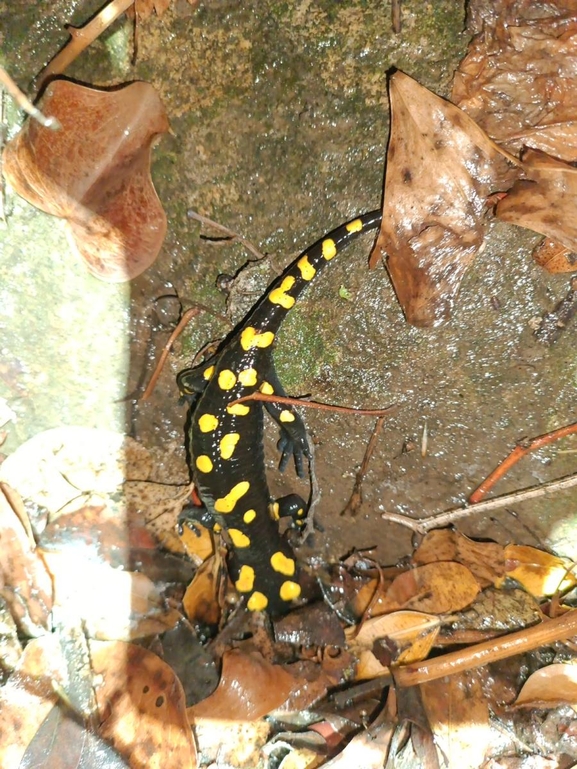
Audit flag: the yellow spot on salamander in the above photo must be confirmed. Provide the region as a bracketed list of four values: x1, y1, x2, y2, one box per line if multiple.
[203, 365, 215, 380]
[213, 523, 222, 533]
[322, 238, 337, 260]
[297, 255, 316, 281]
[227, 403, 251, 416]
[240, 327, 275, 351]
[195, 455, 213, 473]
[280, 581, 301, 601]
[279, 410, 295, 423]
[269, 275, 296, 309]
[346, 218, 363, 233]
[260, 381, 274, 395]
[235, 565, 255, 593]
[218, 369, 237, 390]
[270, 551, 296, 576]
[247, 591, 268, 611]
[228, 528, 250, 548]
[214, 481, 250, 513]
[243, 509, 257, 524]
[198, 413, 218, 433]
[220, 433, 240, 460]
[238, 368, 257, 387]
[270, 501, 280, 521]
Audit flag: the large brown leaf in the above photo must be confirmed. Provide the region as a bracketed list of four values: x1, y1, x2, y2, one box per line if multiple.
[453, 1, 577, 162]
[3, 79, 169, 282]
[369, 71, 515, 327]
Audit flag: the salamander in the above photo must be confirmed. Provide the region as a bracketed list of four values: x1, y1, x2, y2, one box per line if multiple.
[177, 209, 382, 615]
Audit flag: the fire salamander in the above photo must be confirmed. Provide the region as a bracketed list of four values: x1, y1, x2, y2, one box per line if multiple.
[177, 210, 382, 615]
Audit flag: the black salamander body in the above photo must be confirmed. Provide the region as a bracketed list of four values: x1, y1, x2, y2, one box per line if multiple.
[178, 210, 382, 615]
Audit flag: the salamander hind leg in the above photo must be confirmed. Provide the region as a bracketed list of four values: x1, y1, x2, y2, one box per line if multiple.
[270, 493, 308, 530]
[178, 502, 221, 537]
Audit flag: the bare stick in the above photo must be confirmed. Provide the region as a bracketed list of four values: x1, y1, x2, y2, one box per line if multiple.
[0, 66, 60, 129]
[36, 0, 135, 90]
[187, 210, 266, 262]
[381, 473, 577, 536]
[394, 610, 577, 688]
[469, 420, 577, 504]
[231, 391, 397, 417]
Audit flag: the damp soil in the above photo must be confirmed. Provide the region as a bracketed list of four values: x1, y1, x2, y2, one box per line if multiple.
[1, 0, 576, 572]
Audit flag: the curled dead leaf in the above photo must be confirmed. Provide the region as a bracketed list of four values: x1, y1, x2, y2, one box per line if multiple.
[497, 149, 577, 254]
[370, 561, 481, 617]
[370, 71, 516, 327]
[91, 641, 196, 768]
[500, 544, 577, 597]
[533, 238, 577, 274]
[412, 529, 505, 587]
[347, 610, 440, 679]
[3, 80, 169, 282]
[514, 662, 577, 710]
[188, 649, 296, 721]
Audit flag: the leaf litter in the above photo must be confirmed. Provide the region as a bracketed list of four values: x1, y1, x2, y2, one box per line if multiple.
[2, 0, 577, 766]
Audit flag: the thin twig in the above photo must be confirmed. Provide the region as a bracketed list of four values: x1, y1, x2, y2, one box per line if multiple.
[469, 420, 577, 504]
[341, 416, 386, 516]
[35, 0, 135, 90]
[393, 610, 577, 688]
[230, 392, 397, 417]
[0, 66, 60, 129]
[187, 210, 266, 261]
[381, 473, 577, 536]
[140, 303, 231, 401]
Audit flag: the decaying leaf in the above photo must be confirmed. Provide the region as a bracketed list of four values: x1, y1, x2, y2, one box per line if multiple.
[369, 71, 516, 327]
[514, 662, 577, 710]
[91, 641, 196, 768]
[182, 552, 223, 628]
[347, 610, 440, 680]
[0, 486, 52, 636]
[497, 148, 577, 254]
[500, 544, 577, 597]
[412, 529, 506, 587]
[533, 238, 577, 274]
[3, 79, 169, 282]
[189, 649, 296, 721]
[453, 0, 577, 162]
[370, 561, 481, 616]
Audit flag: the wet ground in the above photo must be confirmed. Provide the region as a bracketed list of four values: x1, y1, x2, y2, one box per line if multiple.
[1, 0, 576, 569]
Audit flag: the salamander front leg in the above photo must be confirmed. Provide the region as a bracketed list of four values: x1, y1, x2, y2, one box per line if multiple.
[260, 371, 311, 478]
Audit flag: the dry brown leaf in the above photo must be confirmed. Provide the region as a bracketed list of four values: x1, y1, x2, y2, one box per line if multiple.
[514, 663, 577, 710]
[453, 1, 577, 162]
[3, 80, 169, 282]
[0, 636, 66, 768]
[178, 520, 215, 564]
[421, 670, 492, 768]
[412, 529, 506, 587]
[91, 641, 196, 768]
[370, 561, 481, 616]
[182, 553, 223, 627]
[369, 71, 515, 327]
[497, 148, 577, 254]
[188, 649, 297, 721]
[0, 486, 52, 636]
[347, 611, 440, 680]
[500, 543, 577, 597]
[533, 238, 577, 274]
